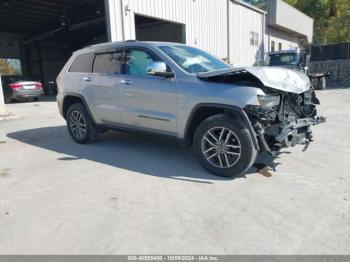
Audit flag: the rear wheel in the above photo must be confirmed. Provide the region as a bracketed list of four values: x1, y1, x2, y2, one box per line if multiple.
[194, 114, 257, 177]
[66, 103, 99, 144]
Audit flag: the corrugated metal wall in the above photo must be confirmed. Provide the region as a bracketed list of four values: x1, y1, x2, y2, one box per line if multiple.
[229, 1, 264, 66]
[106, 0, 265, 66]
[267, 27, 299, 52]
[123, 0, 228, 60]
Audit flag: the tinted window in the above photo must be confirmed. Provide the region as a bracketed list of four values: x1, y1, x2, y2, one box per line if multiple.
[125, 49, 160, 76]
[69, 52, 93, 73]
[93, 51, 123, 74]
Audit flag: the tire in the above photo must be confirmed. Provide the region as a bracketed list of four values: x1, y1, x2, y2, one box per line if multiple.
[194, 114, 257, 177]
[66, 103, 99, 144]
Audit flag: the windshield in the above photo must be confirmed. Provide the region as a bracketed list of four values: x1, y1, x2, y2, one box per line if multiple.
[268, 53, 300, 66]
[159, 45, 231, 74]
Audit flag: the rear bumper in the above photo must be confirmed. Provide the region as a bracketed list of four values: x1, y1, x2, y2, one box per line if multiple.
[11, 89, 44, 100]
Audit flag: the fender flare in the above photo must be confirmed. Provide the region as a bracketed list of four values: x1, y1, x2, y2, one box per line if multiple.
[62, 92, 96, 125]
[184, 103, 260, 151]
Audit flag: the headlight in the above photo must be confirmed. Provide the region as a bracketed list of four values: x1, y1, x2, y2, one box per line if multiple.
[257, 95, 280, 110]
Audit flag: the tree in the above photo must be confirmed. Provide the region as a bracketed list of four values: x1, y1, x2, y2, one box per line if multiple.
[284, 0, 329, 44]
[323, 0, 350, 43]
[0, 59, 21, 76]
[246, 0, 350, 44]
[284, 0, 350, 44]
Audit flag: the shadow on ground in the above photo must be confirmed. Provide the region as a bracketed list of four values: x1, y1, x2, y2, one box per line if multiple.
[7, 126, 281, 183]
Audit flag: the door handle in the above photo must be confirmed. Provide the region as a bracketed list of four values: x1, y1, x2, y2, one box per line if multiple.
[120, 79, 133, 85]
[82, 77, 91, 82]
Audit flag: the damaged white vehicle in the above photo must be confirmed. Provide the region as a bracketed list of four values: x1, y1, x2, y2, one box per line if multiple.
[57, 42, 324, 177]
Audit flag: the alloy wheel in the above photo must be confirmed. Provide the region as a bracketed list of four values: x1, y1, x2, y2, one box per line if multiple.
[201, 127, 241, 169]
[69, 111, 87, 139]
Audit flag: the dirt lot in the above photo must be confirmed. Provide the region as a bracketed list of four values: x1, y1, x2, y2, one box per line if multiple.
[0, 90, 349, 254]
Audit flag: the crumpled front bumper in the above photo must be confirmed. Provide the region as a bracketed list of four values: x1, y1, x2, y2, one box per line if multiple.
[272, 116, 326, 148]
[258, 116, 326, 153]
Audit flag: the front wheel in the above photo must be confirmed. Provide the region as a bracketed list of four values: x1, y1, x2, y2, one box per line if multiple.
[194, 114, 257, 177]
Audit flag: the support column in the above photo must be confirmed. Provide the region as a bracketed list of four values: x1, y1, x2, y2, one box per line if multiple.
[0, 73, 6, 115]
[104, 0, 125, 41]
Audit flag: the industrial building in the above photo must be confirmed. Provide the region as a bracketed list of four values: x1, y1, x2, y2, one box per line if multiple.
[265, 0, 313, 53]
[0, 0, 313, 96]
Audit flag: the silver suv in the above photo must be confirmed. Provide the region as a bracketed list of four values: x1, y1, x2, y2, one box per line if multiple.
[57, 41, 323, 177]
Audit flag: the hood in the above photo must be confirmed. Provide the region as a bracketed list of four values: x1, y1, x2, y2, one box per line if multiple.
[198, 67, 311, 94]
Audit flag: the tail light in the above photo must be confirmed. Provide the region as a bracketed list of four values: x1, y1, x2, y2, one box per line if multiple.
[35, 83, 43, 89]
[9, 83, 22, 89]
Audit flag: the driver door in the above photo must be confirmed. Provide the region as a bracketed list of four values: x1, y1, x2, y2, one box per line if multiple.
[120, 47, 177, 136]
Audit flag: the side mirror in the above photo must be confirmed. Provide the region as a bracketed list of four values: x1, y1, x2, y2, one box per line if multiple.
[147, 62, 174, 78]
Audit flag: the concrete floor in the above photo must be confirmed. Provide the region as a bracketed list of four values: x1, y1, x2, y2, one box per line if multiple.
[0, 90, 349, 254]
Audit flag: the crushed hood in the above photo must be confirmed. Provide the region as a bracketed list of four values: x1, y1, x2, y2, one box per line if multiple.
[198, 67, 311, 94]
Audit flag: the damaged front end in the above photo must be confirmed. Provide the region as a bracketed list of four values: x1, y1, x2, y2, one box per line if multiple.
[244, 88, 325, 153]
[198, 67, 326, 154]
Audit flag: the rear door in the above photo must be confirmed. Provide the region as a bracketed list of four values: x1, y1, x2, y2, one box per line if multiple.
[80, 49, 123, 125]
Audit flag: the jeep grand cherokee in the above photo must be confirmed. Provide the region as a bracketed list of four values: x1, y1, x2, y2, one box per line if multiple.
[57, 41, 324, 177]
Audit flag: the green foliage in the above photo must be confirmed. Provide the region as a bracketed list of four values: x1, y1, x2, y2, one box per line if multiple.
[244, 0, 350, 44]
[284, 0, 329, 43]
[0, 59, 22, 76]
[324, 0, 350, 43]
[286, 0, 350, 44]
